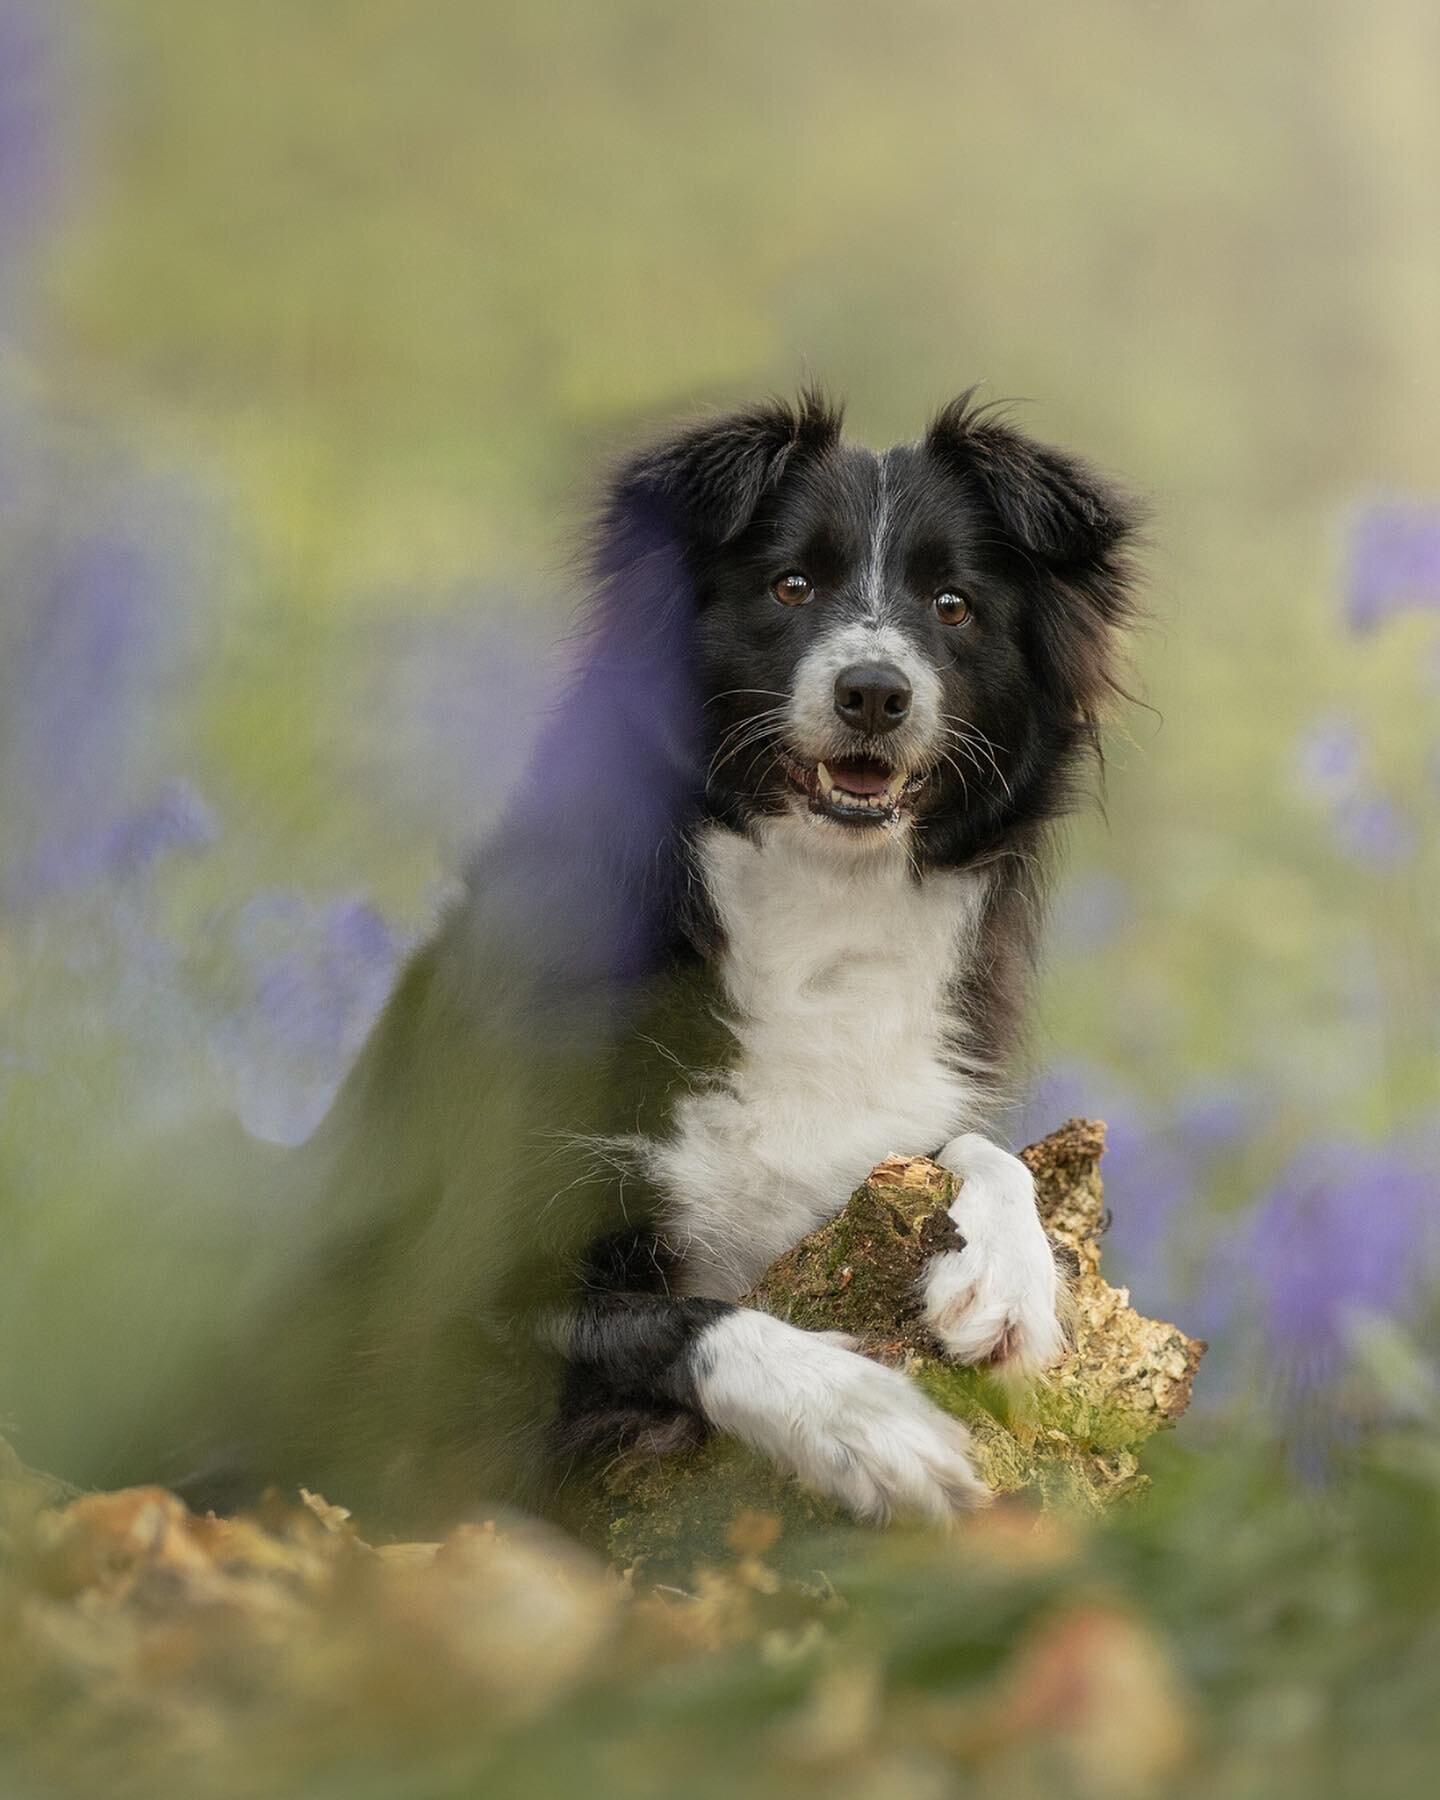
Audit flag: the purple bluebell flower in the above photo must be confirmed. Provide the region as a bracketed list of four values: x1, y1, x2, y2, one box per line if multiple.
[1, 471, 215, 906]
[361, 604, 550, 840]
[210, 892, 404, 1144]
[98, 779, 219, 878]
[0, 0, 71, 277]
[0, 379, 36, 522]
[1247, 1143, 1439, 1398]
[1293, 715, 1367, 797]
[1099, 1108, 1200, 1300]
[1291, 715, 1418, 870]
[2, 523, 158, 901]
[1345, 498, 1440, 633]
[1170, 1080, 1261, 1157]
[469, 501, 703, 1002]
[1014, 1060, 1195, 1304]
[1329, 793, 1417, 868]
[1017, 1062, 1279, 1399]
[1051, 869, 1134, 957]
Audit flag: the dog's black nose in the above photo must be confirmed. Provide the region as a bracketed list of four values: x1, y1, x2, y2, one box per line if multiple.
[833, 663, 912, 735]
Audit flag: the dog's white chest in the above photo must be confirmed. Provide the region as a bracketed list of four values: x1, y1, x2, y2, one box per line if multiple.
[653, 822, 988, 1299]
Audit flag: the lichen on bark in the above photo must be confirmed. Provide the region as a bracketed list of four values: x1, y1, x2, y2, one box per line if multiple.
[588, 1120, 1205, 1573]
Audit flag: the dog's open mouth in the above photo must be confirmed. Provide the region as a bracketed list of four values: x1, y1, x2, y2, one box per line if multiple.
[777, 747, 927, 826]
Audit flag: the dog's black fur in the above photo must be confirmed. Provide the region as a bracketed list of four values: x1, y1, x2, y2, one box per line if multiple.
[155, 389, 1140, 1527]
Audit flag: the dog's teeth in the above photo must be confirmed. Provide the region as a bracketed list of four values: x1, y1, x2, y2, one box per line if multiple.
[816, 762, 835, 796]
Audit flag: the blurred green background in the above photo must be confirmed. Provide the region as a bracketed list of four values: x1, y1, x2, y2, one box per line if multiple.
[2, 2, 1440, 1792]
[6, 0, 1437, 1361]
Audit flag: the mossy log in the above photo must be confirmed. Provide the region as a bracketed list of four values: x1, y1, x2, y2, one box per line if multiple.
[586, 1119, 1206, 1573]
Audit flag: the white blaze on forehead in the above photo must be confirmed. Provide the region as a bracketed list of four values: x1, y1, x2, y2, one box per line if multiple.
[782, 446, 945, 763]
[861, 448, 893, 616]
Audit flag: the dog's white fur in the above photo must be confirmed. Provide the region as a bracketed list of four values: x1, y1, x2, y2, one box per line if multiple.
[653, 816, 987, 1299]
[640, 814, 1063, 1516]
[926, 1133, 1064, 1375]
[692, 1308, 988, 1521]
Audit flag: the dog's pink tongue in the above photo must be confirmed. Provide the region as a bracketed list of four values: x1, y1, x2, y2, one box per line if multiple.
[829, 757, 892, 796]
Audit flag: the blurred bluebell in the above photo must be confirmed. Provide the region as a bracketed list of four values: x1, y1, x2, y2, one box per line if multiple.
[1102, 1108, 1202, 1299]
[1248, 1142, 1439, 1398]
[1050, 868, 1134, 957]
[1017, 1057, 1194, 1301]
[209, 892, 405, 1144]
[3, 528, 159, 899]
[468, 502, 704, 1003]
[1291, 715, 1418, 868]
[1012, 1055, 1113, 1150]
[1329, 792, 1417, 868]
[99, 779, 219, 878]
[1018, 1060, 1281, 1400]
[1293, 714, 1367, 797]
[1, 472, 216, 905]
[1170, 1080, 1261, 1157]
[0, 0, 65, 251]
[358, 604, 550, 843]
[1345, 498, 1440, 634]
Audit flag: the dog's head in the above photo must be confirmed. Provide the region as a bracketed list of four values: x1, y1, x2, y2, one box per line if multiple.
[592, 389, 1141, 867]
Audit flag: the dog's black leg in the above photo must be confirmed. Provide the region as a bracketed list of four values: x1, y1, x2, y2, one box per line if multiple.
[555, 1288, 732, 1463]
[553, 1230, 987, 1520]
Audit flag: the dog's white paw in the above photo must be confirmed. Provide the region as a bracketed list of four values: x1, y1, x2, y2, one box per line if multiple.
[923, 1238, 1064, 1375]
[925, 1133, 1066, 1377]
[693, 1311, 989, 1522]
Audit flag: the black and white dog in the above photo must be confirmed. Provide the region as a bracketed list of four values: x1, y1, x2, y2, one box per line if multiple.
[189, 389, 1139, 1529]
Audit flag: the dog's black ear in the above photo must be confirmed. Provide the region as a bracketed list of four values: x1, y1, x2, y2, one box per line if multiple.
[601, 389, 843, 551]
[926, 394, 1139, 595]
[929, 394, 1143, 742]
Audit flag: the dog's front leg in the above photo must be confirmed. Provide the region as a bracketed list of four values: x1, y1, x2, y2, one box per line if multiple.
[922, 1134, 1067, 1376]
[560, 1292, 988, 1521]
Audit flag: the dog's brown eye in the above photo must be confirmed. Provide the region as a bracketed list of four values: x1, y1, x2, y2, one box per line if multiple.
[772, 572, 813, 607]
[934, 589, 971, 626]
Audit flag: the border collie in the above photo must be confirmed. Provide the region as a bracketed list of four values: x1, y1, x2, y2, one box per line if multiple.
[185, 389, 1140, 1529]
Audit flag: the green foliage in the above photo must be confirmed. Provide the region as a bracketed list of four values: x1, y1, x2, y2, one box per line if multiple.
[4, 1414, 1439, 1798]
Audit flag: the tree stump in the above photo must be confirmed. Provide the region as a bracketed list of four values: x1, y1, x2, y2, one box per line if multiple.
[586, 1120, 1205, 1573]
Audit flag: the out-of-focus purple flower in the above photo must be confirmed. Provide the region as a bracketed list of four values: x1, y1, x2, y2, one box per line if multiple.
[1293, 715, 1367, 797]
[100, 779, 219, 877]
[15, 778, 219, 895]
[1248, 1143, 1439, 1396]
[9, 530, 153, 783]
[1, 472, 215, 906]
[0, 378, 38, 521]
[1171, 1080, 1261, 1157]
[1014, 1059, 1194, 1299]
[1099, 1109, 1200, 1297]
[1329, 793, 1417, 868]
[469, 504, 704, 1004]
[1345, 499, 1440, 634]
[0, 0, 69, 267]
[1011, 1057, 1111, 1149]
[1051, 869, 1134, 958]
[359, 605, 550, 841]
[1291, 714, 1418, 870]
[1016, 1062, 1275, 1388]
[209, 892, 405, 1144]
